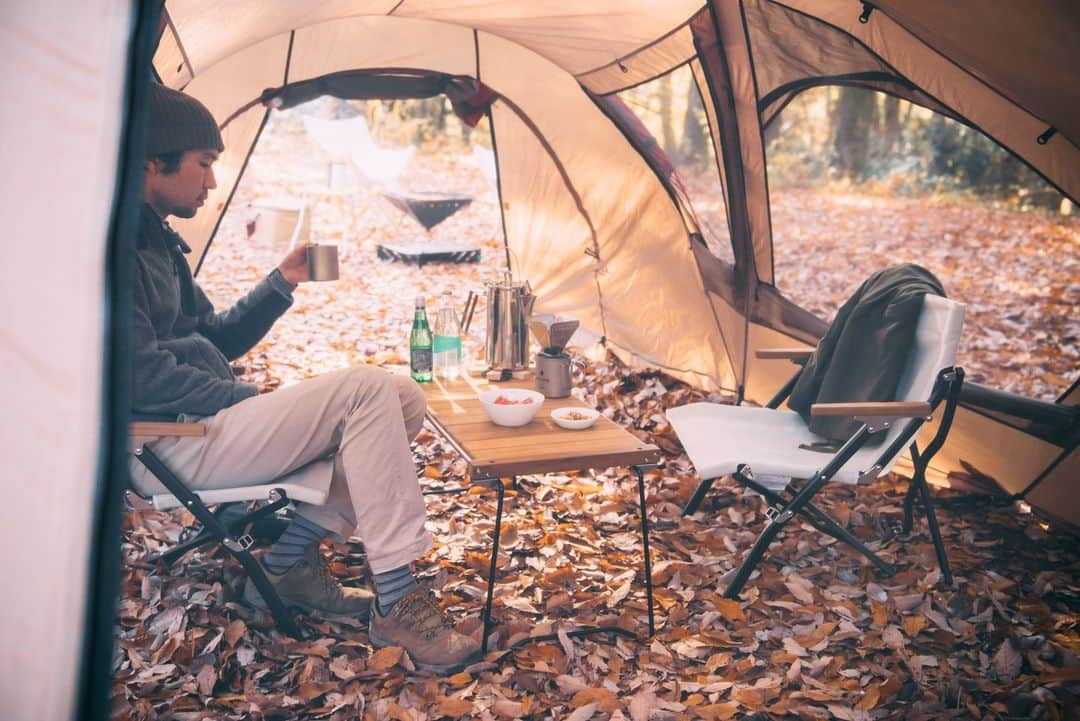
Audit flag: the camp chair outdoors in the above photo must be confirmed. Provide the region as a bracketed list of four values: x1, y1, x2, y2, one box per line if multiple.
[667, 294, 966, 599]
[301, 114, 414, 191]
[127, 420, 336, 638]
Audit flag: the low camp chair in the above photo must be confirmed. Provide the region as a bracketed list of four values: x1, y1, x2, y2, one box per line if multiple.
[128, 420, 335, 638]
[667, 294, 965, 598]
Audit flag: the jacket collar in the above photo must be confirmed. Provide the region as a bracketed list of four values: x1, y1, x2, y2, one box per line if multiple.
[139, 203, 191, 254]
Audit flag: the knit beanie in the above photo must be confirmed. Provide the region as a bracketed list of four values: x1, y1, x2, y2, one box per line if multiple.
[145, 82, 224, 157]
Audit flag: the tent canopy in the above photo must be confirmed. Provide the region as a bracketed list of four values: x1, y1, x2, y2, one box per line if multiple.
[3, 3, 1077, 720]
[154, 0, 1079, 521]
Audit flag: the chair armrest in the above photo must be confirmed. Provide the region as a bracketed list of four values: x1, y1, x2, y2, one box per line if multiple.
[756, 348, 813, 361]
[130, 421, 207, 437]
[810, 401, 932, 418]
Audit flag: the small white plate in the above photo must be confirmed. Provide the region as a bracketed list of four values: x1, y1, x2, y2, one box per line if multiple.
[551, 406, 600, 430]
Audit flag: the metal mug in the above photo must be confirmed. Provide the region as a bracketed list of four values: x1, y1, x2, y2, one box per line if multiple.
[306, 244, 339, 282]
[535, 351, 573, 398]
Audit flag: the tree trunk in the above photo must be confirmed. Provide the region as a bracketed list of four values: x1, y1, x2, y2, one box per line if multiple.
[658, 73, 677, 162]
[679, 82, 708, 165]
[880, 95, 901, 158]
[831, 87, 877, 180]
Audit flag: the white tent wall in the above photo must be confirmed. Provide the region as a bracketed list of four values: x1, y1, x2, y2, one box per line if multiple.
[0, 3, 135, 720]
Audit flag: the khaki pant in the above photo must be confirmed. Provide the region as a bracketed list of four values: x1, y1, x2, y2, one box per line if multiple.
[130, 366, 433, 574]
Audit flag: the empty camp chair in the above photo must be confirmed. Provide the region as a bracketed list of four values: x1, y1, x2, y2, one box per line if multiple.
[128, 420, 335, 638]
[667, 294, 965, 598]
[302, 113, 414, 190]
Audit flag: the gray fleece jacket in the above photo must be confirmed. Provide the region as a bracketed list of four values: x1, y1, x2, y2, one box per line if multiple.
[132, 204, 294, 417]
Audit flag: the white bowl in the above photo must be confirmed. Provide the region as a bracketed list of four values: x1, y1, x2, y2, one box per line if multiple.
[551, 406, 600, 430]
[478, 388, 545, 427]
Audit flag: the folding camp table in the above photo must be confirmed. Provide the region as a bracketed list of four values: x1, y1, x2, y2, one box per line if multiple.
[417, 375, 661, 653]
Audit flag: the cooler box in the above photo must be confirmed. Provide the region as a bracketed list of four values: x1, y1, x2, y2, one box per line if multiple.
[249, 197, 309, 247]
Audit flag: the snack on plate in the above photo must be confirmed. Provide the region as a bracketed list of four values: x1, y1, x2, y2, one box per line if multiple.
[562, 410, 590, 420]
[493, 394, 535, 405]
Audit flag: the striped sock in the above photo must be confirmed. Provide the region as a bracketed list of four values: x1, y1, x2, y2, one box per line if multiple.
[373, 565, 418, 615]
[262, 513, 328, 575]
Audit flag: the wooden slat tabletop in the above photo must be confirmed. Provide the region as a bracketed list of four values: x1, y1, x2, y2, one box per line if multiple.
[418, 374, 660, 478]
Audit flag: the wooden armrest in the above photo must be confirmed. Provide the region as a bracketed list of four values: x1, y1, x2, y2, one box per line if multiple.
[130, 421, 207, 437]
[756, 348, 813, 360]
[810, 401, 932, 418]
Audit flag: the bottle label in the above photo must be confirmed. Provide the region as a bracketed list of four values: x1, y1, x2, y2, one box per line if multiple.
[410, 348, 433, 373]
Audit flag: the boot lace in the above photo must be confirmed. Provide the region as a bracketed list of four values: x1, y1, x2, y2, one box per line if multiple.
[313, 554, 346, 599]
[393, 590, 451, 640]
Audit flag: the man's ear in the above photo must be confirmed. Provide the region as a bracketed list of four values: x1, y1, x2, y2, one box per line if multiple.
[145, 158, 162, 177]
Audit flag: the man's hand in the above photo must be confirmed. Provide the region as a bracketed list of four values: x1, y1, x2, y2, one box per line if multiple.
[277, 244, 310, 285]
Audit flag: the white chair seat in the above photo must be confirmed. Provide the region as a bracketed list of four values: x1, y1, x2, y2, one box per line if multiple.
[667, 404, 870, 485]
[146, 458, 333, 511]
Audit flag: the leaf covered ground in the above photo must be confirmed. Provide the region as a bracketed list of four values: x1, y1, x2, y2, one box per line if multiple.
[113, 117, 1079, 720]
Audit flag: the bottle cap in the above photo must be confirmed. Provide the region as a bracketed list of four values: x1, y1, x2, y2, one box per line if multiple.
[415, 296, 425, 308]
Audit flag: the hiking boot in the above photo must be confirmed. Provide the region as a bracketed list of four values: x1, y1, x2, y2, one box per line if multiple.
[369, 586, 482, 674]
[243, 545, 373, 617]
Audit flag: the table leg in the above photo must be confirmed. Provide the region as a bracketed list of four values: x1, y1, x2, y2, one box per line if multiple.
[633, 464, 657, 636]
[480, 476, 506, 654]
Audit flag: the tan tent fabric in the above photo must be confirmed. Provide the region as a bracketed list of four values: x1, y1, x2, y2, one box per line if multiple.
[776, 0, 1080, 203]
[5, 2, 1080, 716]
[1025, 447, 1080, 529]
[0, 3, 133, 720]
[149, 1, 1079, 526]
[477, 30, 733, 388]
[872, 0, 1080, 149]
[168, 34, 292, 263]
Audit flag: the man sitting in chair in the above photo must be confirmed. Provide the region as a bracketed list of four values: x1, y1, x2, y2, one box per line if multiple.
[129, 82, 480, 674]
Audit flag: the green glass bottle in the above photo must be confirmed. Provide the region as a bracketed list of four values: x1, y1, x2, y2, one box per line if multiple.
[409, 296, 433, 382]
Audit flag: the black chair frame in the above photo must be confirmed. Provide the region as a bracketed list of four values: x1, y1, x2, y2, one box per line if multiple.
[132, 443, 303, 638]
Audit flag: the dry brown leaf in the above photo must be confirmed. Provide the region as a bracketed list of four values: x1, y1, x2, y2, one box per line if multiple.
[992, 639, 1023, 681]
[368, 646, 404, 671]
[567, 703, 598, 721]
[195, 663, 216, 697]
[492, 699, 524, 718]
[571, 687, 619, 712]
[711, 596, 746, 622]
[223, 618, 246, 647]
[628, 689, 660, 721]
[436, 696, 474, 716]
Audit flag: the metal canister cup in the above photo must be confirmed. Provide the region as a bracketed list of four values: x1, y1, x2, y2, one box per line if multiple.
[306, 244, 339, 281]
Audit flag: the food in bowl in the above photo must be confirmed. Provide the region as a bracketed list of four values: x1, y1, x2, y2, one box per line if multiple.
[492, 394, 536, 405]
[478, 388, 544, 427]
[551, 406, 600, 430]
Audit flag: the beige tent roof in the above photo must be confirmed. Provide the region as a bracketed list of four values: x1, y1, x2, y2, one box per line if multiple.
[153, 0, 1078, 520]
[2, 3, 1077, 719]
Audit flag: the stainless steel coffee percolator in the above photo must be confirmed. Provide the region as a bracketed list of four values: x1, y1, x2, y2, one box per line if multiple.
[484, 272, 535, 373]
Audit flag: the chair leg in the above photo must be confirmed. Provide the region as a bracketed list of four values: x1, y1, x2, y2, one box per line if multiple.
[914, 467, 953, 585]
[905, 442, 953, 584]
[226, 539, 303, 638]
[739, 475, 895, 577]
[901, 477, 920, 533]
[725, 426, 875, 597]
[798, 502, 896, 577]
[724, 515, 787, 598]
[682, 476, 716, 516]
